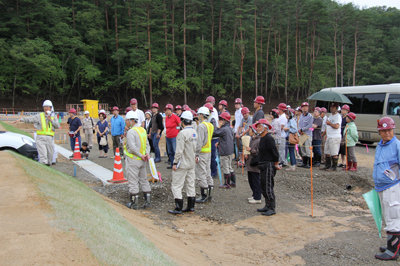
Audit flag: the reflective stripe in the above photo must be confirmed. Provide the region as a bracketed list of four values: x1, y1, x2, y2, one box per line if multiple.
[37, 113, 54, 136]
[201, 121, 214, 153]
[124, 127, 147, 160]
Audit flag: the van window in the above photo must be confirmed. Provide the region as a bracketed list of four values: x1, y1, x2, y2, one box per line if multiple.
[387, 94, 400, 115]
[344, 94, 363, 113]
[361, 93, 385, 114]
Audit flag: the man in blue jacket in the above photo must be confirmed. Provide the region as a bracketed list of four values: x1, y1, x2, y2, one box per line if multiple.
[110, 106, 126, 159]
[374, 117, 400, 260]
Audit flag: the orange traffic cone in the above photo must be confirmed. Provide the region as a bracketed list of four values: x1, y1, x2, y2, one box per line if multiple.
[71, 138, 84, 161]
[108, 148, 127, 183]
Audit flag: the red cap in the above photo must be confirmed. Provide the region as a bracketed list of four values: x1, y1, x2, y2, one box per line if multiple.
[235, 98, 242, 104]
[206, 96, 215, 103]
[219, 100, 228, 107]
[219, 112, 231, 122]
[164, 104, 174, 111]
[256, 119, 272, 130]
[277, 103, 287, 111]
[347, 112, 356, 121]
[125, 107, 132, 114]
[342, 104, 350, 111]
[69, 108, 77, 114]
[130, 98, 138, 105]
[175, 105, 182, 110]
[254, 96, 265, 104]
[301, 102, 309, 107]
[112, 106, 119, 111]
[204, 103, 213, 111]
[151, 103, 159, 109]
[377, 117, 395, 130]
[241, 107, 250, 115]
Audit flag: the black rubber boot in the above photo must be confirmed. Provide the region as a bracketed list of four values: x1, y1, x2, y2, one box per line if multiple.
[182, 197, 195, 213]
[375, 232, 400, 260]
[327, 157, 338, 171]
[303, 157, 310, 169]
[195, 188, 209, 203]
[313, 155, 321, 167]
[168, 199, 183, 215]
[257, 198, 270, 212]
[322, 157, 331, 170]
[230, 172, 236, 187]
[298, 157, 307, 168]
[262, 199, 276, 216]
[219, 174, 230, 189]
[142, 193, 151, 209]
[208, 186, 214, 203]
[126, 194, 139, 210]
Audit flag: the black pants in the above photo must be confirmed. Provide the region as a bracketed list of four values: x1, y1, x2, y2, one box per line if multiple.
[259, 161, 276, 201]
[248, 171, 262, 200]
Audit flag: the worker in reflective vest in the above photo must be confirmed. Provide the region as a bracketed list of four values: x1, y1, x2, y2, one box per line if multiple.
[124, 111, 151, 210]
[14, 100, 60, 166]
[194, 107, 214, 203]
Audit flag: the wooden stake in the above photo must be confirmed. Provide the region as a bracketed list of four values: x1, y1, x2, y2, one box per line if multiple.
[310, 146, 313, 217]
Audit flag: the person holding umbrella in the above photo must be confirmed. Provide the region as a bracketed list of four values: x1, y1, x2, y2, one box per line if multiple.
[323, 102, 342, 171]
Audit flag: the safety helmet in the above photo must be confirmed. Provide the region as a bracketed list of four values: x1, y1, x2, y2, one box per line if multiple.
[288, 108, 295, 116]
[320, 107, 327, 113]
[254, 96, 265, 104]
[270, 109, 279, 119]
[125, 107, 132, 114]
[342, 104, 350, 111]
[250, 123, 258, 132]
[182, 104, 189, 109]
[219, 100, 228, 107]
[164, 104, 174, 111]
[314, 107, 321, 112]
[180, 110, 193, 121]
[256, 119, 272, 130]
[130, 98, 138, 105]
[277, 103, 287, 111]
[145, 110, 152, 116]
[377, 117, 395, 130]
[191, 110, 197, 118]
[68, 131, 76, 138]
[204, 103, 213, 111]
[235, 98, 242, 104]
[69, 108, 77, 114]
[219, 112, 231, 122]
[197, 106, 210, 117]
[347, 112, 356, 121]
[126, 110, 138, 120]
[206, 96, 215, 103]
[301, 102, 309, 107]
[98, 109, 107, 119]
[175, 105, 182, 110]
[184, 107, 191, 111]
[151, 103, 159, 109]
[42, 100, 52, 107]
[112, 106, 119, 111]
[84, 110, 90, 115]
[241, 107, 250, 115]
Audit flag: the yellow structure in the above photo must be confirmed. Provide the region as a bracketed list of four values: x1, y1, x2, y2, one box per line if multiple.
[81, 99, 99, 118]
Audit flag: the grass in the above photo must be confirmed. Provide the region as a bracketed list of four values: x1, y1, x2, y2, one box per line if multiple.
[0, 121, 33, 139]
[9, 151, 176, 266]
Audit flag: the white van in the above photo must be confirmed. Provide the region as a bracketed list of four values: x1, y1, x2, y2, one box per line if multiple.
[315, 84, 400, 144]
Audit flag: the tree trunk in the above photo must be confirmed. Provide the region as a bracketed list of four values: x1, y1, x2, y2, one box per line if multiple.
[285, 15, 289, 103]
[239, 3, 244, 100]
[201, 34, 204, 93]
[26, 4, 29, 38]
[127, 0, 132, 33]
[295, 7, 300, 100]
[341, 27, 344, 87]
[72, 0, 76, 30]
[115, 0, 118, 50]
[183, 0, 187, 104]
[218, 0, 223, 74]
[171, 0, 175, 60]
[334, 23, 338, 87]
[209, 0, 214, 71]
[265, 19, 272, 101]
[259, 16, 263, 93]
[164, 0, 168, 61]
[147, 3, 152, 105]
[104, 0, 109, 34]
[254, 0, 258, 96]
[13, 65, 18, 108]
[353, 21, 358, 86]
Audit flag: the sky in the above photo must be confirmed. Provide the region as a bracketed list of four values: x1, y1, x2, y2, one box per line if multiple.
[337, 0, 400, 9]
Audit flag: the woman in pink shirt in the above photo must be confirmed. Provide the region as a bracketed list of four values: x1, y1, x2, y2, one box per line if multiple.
[164, 104, 181, 169]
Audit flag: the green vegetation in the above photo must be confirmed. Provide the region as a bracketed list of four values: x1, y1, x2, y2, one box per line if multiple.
[10, 151, 176, 266]
[0, 121, 34, 139]
[1, 0, 399, 106]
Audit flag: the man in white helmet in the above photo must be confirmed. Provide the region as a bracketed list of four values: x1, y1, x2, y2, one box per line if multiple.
[168, 111, 198, 215]
[14, 100, 60, 166]
[124, 111, 151, 210]
[82, 110, 95, 149]
[194, 107, 214, 204]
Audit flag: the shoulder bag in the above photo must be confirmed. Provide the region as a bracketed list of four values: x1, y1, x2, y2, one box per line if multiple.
[289, 132, 299, 145]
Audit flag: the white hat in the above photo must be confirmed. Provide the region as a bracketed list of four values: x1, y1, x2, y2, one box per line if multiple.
[180, 110, 193, 121]
[84, 111, 90, 115]
[43, 100, 52, 107]
[197, 107, 210, 116]
[126, 110, 138, 120]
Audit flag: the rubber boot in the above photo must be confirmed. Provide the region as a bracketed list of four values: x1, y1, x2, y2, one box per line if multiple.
[195, 188, 209, 203]
[208, 186, 214, 203]
[327, 157, 338, 171]
[375, 232, 400, 260]
[142, 193, 151, 209]
[261, 199, 276, 216]
[230, 172, 236, 187]
[257, 198, 270, 212]
[322, 157, 331, 170]
[219, 174, 230, 189]
[182, 197, 195, 213]
[350, 162, 357, 172]
[303, 157, 310, 169]
[298, 157, 307, 168]
[126, 194, 139, 210]
[344, 161, 352, 171]
[314, 155, 320, 167]
[168, 199, 183, 215]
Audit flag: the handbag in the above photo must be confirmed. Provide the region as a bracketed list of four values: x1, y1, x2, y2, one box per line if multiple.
[289, 132, 299, 145]
[250, 154, 259, 166]
[100, 136, 107, 146]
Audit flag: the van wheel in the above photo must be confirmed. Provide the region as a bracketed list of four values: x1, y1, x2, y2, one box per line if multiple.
[359, 140, 374, 145]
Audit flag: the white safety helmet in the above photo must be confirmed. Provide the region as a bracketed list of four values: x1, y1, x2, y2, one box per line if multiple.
[43, 100, 52, 107]
[180, 110, 193, 121]
[197, 107, 210, 117]
[84, 111, 90, 115]
[125, 110, 138, 120]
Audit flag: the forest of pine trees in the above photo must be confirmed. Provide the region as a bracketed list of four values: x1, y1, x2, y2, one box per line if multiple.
[1, 0, 400, 107]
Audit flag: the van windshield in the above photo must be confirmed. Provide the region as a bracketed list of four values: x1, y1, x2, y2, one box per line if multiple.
[387, 94, 400, 115]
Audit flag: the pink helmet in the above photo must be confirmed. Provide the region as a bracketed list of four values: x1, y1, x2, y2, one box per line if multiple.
[69, 108, 77, 114]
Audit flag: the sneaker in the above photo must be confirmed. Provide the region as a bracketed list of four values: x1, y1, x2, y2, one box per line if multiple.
[286, 165, 296, 171]
[248, 197, 254, 201]
[248, 199, 262, 204]
[110, 156, 115, 159]
[219, 184, 230, 189]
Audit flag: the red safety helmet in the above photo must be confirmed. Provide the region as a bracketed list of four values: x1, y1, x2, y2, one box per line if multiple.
[69, 108, 77, 114]
[314, 107, 321, 112]
[125, 107, 132, 114]
[151, 103, 159, 109]
[191, 110, 197, 118]
[235, 98, 242, 104]
[206, 96, 215, 103]
[254, 96, 265, 105]
[241, 107, 250, 115]
[320, 107, 327, 113]
[184, 107, 191, 111]
[98, 110, 107, 119]
[250, 123, 257, 131]
[112, 106, 119, 111]
[204, 103, 213, 111]
[377, 117, 396, 130]
[301, 102, 309, 107]
[289, 108, 295, 114]
[183, 104, 189, 109]
[219, 100, 228, 107]
[347, 112, 356, 121]
[256, 118, 272, 130]
[342, 104, 350, 111]
[277, 103, 287, 111]
[130, 98, 138, 105]
[219, 112, 231, 122]
[164, 104, 174, 111]
[175, 105, 182, 110]
[68, 131, 76, 138]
